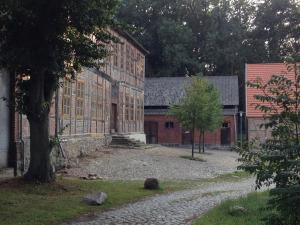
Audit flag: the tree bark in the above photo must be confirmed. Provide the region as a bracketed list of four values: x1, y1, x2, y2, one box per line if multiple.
[24, 115, 54, 182]
[24, 70, 56, 183]
[202, 130, 205, 153]
[191, 121, 195, 159]
[198, 132, 201, 153]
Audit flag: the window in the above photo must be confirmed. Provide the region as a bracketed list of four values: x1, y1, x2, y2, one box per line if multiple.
[130, 47, 135, 75]
[126, 44, 130, 72]
[113, 43, 119, 67]
[97, 84, 103, 121]
[76, 81, 84, 117]
[120, 44, 125, 69]
[91, 84, 97, 119]
[165, 121, 174, 129]
[125, 94, 129, 121]
[222, 122, 230, 128]
[91, 83, 103, 121]
[63, 79, 72, 116]
[136, 98, 140, 121]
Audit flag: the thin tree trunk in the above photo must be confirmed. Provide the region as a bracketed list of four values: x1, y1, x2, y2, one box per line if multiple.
[25, 115, 54, 182]
[191, 127, 195, 159]
[198, 131, 201, 153]
[202, 130, 205, 153]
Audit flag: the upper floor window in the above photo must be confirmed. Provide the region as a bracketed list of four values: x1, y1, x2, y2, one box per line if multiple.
[130, 47, 135, 75]
[120, 44, 125, 69]
[76, 81, 84, 117]
[113, 43, 119, 67]
[126, 44, 130, 72]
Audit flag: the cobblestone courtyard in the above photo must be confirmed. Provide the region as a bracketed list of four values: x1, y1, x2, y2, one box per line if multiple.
[65, 146, 239, 180]
[63, 146, 257, 225]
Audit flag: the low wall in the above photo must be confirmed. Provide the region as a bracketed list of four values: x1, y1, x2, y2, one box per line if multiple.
[17, 134, 111, 174]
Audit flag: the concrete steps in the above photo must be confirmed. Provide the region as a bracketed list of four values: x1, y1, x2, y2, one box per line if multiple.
[109, 135, 146, 149]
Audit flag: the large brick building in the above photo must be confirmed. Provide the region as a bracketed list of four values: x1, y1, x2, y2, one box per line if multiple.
[144, 76, 239, 146]
[0, 29, 148, 171]
[246, 63, 296, 141]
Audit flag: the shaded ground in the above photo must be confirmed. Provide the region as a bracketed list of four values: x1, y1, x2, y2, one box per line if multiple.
[64, 146, 239, 180]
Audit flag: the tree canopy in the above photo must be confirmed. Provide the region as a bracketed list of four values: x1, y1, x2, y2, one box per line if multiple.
[0, 0, 120, 182]
[118, 0, 300, 78]
[171, 77, 222, 156]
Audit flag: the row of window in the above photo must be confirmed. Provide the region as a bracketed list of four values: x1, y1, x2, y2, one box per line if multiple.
[111, 42, 144, 77]
[124, 94, 144, 121]
[62, 80, 144, 121]
[62, 79, 109, 120]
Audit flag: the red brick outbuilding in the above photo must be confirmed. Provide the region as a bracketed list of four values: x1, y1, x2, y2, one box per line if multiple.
[144, 76, 239, 146]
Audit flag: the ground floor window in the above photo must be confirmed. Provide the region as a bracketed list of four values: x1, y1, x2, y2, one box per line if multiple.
[165, 121, 174, 129]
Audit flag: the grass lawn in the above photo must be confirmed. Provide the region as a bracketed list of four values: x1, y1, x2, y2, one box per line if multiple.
[0, 178, 177, 225]
[0, 171, 251, 225]
[193, 192, 270, 225]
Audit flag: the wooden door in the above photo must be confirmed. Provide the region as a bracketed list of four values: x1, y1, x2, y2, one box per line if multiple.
[221, 122, 231, 145]
[182, 130, 192, 145]
[110, 104, 117, 133]
[144, 121, 158, 144]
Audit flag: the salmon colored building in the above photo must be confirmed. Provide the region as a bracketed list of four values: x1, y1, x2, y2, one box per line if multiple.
[246, 63, 296, 141]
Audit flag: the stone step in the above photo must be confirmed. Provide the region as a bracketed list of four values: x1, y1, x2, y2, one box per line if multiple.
[110, 135, 146, 149]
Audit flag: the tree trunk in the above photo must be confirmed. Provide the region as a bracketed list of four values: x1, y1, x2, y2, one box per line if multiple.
[25, 115, 54, 182]
[198, 132, 201, 153]
[191, 127, 195, 159]
[202, 130, 205, 153]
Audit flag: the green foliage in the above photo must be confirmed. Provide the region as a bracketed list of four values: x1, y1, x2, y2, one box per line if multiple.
[171, 77, 222, 131]
[117, 0, 300, 78]
[238, 61, 300, 225]
[170, 77, 223, 154]
[193, 192, 270, 225]
[0, 0, 119, 116]
[0, 0, 120, 182]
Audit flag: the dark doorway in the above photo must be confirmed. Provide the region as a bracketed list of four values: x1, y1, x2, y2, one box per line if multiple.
[144, 121, 158, 144]
[221, 122, 231, 145]
[182, 130, 192, 145]
[110, 104, 117, 133]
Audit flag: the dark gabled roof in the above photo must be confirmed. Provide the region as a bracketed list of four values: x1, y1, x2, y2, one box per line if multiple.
[144, 76, 239, 106]
[113, 28, 149, 55]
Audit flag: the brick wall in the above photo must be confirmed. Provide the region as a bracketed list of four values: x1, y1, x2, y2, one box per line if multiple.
[145, 114, 236, 146]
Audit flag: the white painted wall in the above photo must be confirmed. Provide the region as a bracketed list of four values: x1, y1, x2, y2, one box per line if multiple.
[0, 70, 10, 168]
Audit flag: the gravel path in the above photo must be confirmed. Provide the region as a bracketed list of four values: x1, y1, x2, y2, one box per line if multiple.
[65, 146, 239, 180]
[66, 178, 257, 225]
